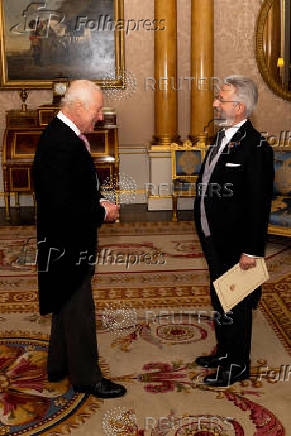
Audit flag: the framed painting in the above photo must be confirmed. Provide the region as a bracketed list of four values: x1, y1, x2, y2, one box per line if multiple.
[0, 0, 124, 89]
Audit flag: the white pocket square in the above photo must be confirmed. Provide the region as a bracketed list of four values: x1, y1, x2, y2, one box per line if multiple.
[225, 163, 241, 167]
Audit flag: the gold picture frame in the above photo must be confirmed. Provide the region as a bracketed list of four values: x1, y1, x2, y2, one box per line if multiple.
[0, 0, 125, 89]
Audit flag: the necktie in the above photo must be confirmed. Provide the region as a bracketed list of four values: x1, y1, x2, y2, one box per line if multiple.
[209, 129, 225, 163]
[78, 134, 91, 153]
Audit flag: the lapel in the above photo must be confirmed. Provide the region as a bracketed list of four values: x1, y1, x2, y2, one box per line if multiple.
[197, 130, 221, 183]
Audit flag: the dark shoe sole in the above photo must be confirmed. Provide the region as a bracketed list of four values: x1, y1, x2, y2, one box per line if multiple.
[74, 387, 127, 398]
[91, 389, 127, 399]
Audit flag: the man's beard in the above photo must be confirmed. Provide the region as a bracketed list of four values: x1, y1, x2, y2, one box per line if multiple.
[214, 109, 236, 127]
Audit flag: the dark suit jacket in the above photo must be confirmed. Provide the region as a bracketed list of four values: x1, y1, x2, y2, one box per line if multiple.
[194, 120, 274, 263]
[32, 118, 105, 315]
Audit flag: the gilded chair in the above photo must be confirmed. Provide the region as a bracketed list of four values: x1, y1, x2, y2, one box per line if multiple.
[171, 139, 207, 221]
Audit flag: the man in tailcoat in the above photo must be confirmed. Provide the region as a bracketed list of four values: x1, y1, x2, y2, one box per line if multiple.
[33, 80, 126, 398]
[194, 76, 274, 387]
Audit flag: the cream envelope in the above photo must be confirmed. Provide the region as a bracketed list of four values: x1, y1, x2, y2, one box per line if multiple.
[213, 258, 269, 313]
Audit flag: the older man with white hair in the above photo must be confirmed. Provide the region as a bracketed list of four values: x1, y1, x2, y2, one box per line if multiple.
[194, 76, 274, 387]
[33, 80, 126, 398]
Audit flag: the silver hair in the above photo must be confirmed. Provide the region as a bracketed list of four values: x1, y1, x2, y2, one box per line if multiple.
[61, 80, 101, 109]
[224, 75, 258, 117]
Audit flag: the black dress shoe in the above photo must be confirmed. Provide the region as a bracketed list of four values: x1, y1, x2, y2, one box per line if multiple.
[48, 371, 68, 383]
[203, 364, 249, 387]
[73, 377, 127, 398]
[195, 353, 228, 368]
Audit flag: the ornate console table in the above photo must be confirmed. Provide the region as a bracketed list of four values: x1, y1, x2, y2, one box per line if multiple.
[2, 106, 119, 220]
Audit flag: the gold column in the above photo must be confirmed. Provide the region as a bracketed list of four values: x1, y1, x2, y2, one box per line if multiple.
[152, 0, 179, 146]
[190, 0, 214, 142]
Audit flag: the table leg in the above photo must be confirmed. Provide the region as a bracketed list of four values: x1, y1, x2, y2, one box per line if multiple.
[4, 193, 10, 221]
[172, 194, 178, 221]
[33, 193, 37, 221]
[114, 166, 120, 222]
[15, 192, 20, 209]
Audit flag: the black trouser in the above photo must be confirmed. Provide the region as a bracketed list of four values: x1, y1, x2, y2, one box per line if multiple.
[200, 235, 256, 368]
[47, 271, 102, 385]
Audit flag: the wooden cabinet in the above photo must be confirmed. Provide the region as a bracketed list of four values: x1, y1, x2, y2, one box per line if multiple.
[2, 106, 119, 219]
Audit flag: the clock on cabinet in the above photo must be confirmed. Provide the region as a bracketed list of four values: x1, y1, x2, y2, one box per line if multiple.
[52, 75, 69, 105]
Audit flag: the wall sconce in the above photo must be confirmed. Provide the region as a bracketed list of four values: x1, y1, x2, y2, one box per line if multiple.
[277, 57, 284, 68]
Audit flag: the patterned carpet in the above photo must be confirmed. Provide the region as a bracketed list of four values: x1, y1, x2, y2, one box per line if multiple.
[0, 222, 290, 435]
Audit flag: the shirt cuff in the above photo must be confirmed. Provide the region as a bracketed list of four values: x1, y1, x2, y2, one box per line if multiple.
[100, 201, 108, 219]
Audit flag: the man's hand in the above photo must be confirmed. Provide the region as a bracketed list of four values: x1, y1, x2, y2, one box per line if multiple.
[239, 254, 257, 270]
[100, 201, 120, 222]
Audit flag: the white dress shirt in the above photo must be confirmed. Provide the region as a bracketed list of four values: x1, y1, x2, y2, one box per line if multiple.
[214, 119, 247, 156]
[57, 111, 81, 136]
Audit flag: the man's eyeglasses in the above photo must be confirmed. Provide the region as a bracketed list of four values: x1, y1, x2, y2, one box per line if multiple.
[214, 95, 240, 104]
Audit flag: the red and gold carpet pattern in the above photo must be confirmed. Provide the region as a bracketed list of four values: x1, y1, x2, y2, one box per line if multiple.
[0, 222, 289, 435]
